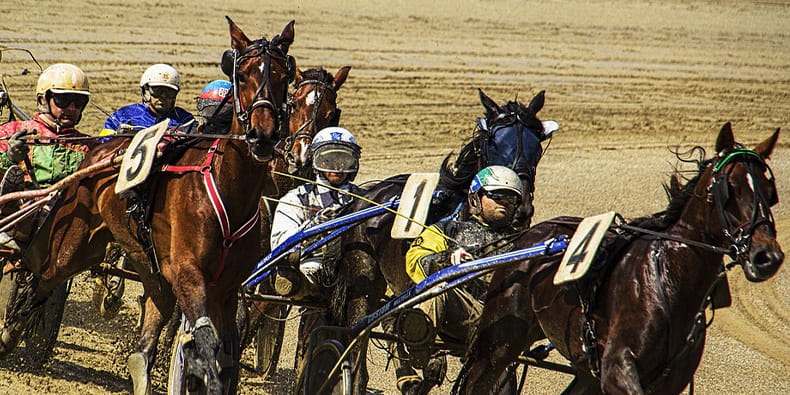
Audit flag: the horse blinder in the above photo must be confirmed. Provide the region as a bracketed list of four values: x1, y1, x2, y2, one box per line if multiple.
[328, 108, 341, 127]
[221, 49, 236, 77]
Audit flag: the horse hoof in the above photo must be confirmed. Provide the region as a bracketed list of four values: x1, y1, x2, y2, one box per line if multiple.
[0, 322, 25, 356]
[127, 352, 151, 395]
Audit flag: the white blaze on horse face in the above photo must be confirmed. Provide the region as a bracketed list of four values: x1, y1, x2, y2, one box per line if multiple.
[298, 139, 311, 165]
[305, 90, 318, 106]
[746, 172, 756, 197]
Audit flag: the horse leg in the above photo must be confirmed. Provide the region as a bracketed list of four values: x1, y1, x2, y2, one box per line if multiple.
[128, 290, 175, 395]
[457, 273, 540, 394]
[0, 212, 108, 356]
[173, 266, 222, 394]
[217, 293, 241, 394]
[599, 349, 644, 395]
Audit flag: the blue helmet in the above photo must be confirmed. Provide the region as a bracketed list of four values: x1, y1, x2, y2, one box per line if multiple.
[198, 80, 233, 102]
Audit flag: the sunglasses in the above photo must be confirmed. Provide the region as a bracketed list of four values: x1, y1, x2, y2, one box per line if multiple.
[149, 86, 178, 100]
[484, 190, 520, 204]
[51, 93, 89, 109]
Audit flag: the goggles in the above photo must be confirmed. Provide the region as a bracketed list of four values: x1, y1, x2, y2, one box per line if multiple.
[149, 86, 178, 100]
[51, 93, 89, 109]
[483, 190, 520, 205]
[313, 145, 359, 174]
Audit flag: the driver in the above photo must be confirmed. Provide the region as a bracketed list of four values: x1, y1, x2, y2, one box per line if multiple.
[184, 79, 234, 134]
[0, 64, 96, 255]
[270, 126, 363, 294]
[396, 165, 523, 394]
[100, 63, 194, 137]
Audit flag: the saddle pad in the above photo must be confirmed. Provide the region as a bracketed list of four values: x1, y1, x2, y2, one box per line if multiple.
[554, 211, 616, 285]
[115, 119, 170, 195]
[391, 173, 440, 239]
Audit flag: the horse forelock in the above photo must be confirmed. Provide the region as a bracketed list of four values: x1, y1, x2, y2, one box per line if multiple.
[298, 68, 333, 86]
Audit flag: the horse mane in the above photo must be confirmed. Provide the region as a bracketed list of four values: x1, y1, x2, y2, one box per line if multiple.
[297, 67, 334, 86]
[438, 137, 479, 192]
[629, 146, 712, 231]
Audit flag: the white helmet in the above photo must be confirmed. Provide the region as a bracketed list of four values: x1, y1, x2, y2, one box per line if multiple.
[140, 64, 181, 91]
[469, 165, 524, 199]
[311, 127, 361, 176]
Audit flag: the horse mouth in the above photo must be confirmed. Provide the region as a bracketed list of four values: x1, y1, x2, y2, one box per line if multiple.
[247, 127, 276, 162]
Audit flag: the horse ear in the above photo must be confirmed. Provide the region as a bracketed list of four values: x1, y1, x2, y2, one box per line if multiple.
[715, 122, 735, 154]
[528, 90, 546, 114]
[226, 16, 252, 51]
[276, 20, 296, 54]
[478, 88, 501, 117]
[332, 66, 352, 91]
[754, 128, 780, 159]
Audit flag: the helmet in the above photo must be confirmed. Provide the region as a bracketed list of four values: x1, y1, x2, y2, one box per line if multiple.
[196, 80, 234, 132]
[140, 64, 181, 91]
[311, 127, 361, 175]
[469, 165, 523, 198]
[36, 64, 90, 96]
[198, 80, 233, 102]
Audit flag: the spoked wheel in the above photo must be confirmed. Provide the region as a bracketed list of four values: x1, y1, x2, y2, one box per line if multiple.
[301, 339, 351, 395]
[0, 267, 69, 367]
[253, 304, 289, 378]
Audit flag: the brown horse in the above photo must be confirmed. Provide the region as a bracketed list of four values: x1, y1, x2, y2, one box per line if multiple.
[331, 89, 552, 393]
[240, 65, 351, 377]
[456, 123, 783, 394]
[0, 18, 294, 395]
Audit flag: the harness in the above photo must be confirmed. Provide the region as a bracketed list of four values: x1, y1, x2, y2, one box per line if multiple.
[559, 148, 777, 386]
[161, 139, 260, 287]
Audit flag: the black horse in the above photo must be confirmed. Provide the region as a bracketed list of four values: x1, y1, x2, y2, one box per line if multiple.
[455, 123, 783, 394]
[326, 88, 554, 393]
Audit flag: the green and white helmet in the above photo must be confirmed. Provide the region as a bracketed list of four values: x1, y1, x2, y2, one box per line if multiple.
[469, 165, 523, 198]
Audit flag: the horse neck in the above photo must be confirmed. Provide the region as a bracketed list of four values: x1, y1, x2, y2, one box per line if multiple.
[642, 171, 725, 325]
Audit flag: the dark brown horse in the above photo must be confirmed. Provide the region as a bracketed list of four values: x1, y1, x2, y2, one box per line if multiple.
[332, 89, 553, 392]
[456, 123, 783, 394]
[0, 18, 294, 395]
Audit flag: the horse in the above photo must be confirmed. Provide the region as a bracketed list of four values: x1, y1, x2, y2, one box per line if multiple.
[0, 17, 295, 395]
[455, 123, 783, 394]
[239, 65, 351, 377]
[324, 88, 553, 393]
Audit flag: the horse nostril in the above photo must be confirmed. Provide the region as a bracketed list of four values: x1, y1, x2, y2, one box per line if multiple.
[751, 249, 784, 274]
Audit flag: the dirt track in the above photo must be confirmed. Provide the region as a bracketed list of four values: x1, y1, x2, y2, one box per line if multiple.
[1, 0, 788, 393]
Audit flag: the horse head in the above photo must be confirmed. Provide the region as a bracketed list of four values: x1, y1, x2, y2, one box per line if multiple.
[223, 17, 295, 162]
[706, 122, 783, 282]
[475, 88, 549, 227]
[285, 65, 351, 175]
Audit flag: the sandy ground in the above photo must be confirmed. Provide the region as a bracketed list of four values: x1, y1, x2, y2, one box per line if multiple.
[0, 0, 788, 393]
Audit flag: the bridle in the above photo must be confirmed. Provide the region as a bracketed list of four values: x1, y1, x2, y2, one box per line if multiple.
[476, 111, 541, 194]
[708, 148, 778, 262]
[279, 78, 339, 174]
[224, 37, 294, 152]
